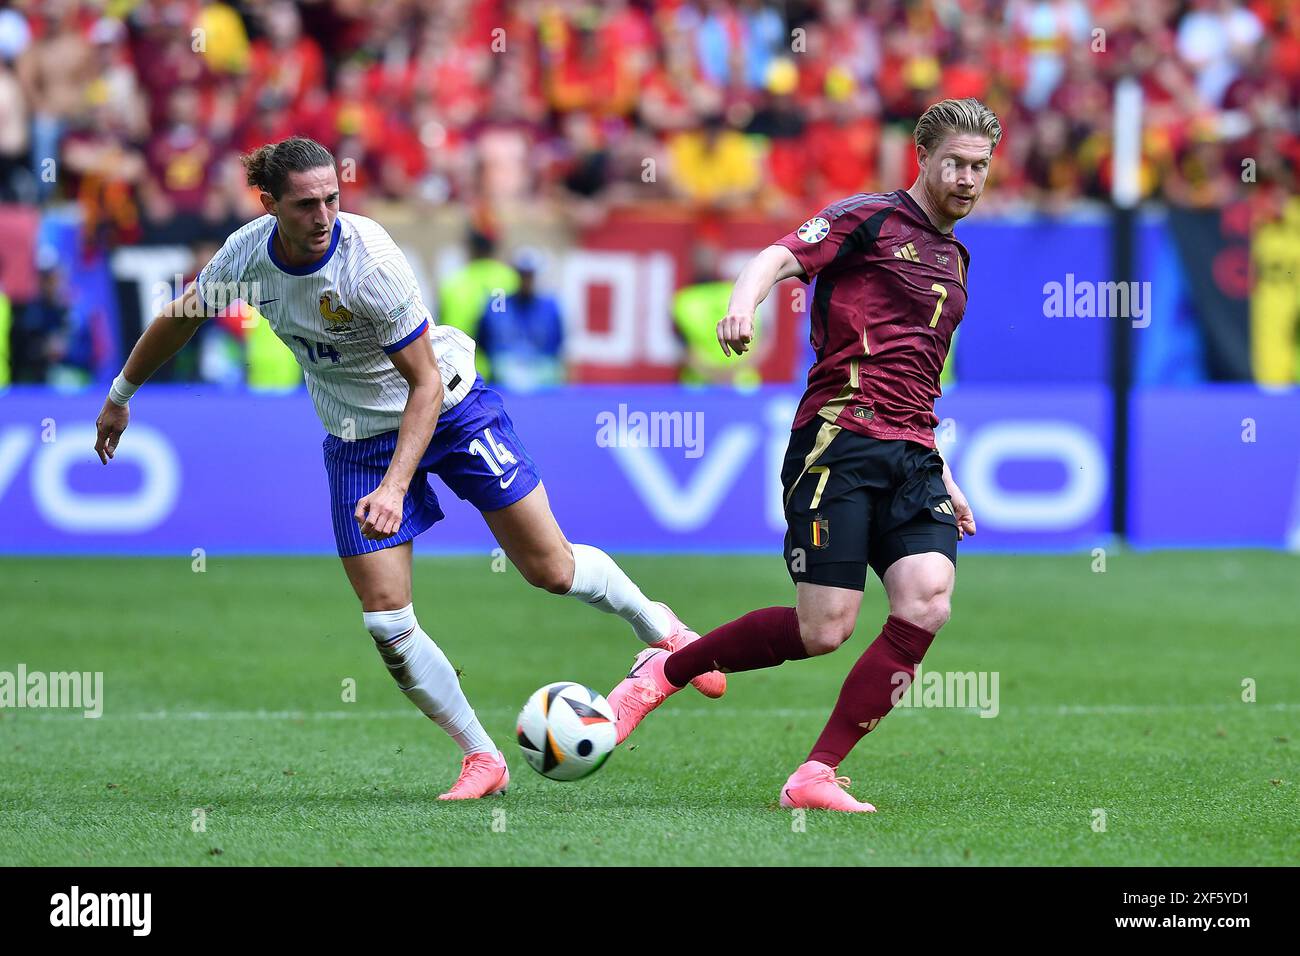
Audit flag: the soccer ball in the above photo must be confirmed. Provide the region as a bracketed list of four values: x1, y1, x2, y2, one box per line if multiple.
[516, 682, 617, 781]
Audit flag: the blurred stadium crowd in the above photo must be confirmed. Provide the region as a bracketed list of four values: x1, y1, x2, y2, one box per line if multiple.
[1, 0, 1297, 386]
[4, 0, 1298, 235]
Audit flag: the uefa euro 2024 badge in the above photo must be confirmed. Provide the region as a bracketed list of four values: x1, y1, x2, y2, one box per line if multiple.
[797, 217, 830, 243]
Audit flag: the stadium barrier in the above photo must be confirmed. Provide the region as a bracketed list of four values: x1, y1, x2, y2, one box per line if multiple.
[3, 384, 1294, 555]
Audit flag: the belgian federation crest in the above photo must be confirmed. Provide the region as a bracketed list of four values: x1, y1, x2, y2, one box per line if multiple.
[319, 292, 355, 335]
[797, 217, 830, 243]
[811, 514, 830, 549]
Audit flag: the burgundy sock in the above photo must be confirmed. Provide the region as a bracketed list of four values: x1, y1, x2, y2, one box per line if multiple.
[806, 615, 936, 768]
[664, 606, 808, 687]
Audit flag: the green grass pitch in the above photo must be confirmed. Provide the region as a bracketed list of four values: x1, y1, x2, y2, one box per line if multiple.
[1, 551, 1296, 866]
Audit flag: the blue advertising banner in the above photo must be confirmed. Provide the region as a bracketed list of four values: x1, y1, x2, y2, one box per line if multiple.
[936, 387, 1111, 550]
[956, 215, 1175, 385]
[1130, 388, 1300, 548]
[959, 217, 1106, 384]
[0, 385, 1115, 556]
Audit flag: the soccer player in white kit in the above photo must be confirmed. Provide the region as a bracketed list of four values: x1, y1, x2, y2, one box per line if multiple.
[93, 137, 724, 799]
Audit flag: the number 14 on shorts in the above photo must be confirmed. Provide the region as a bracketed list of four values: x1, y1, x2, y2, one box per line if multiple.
[469, 428, 518, 479]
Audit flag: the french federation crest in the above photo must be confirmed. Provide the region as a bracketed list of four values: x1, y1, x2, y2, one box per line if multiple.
[797, 217, 830, 243]
[319, 292, 355, 335]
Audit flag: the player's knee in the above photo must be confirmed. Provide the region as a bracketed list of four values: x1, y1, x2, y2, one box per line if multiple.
[359, 592, 410, 617]
[920, 594, 951, 633]
[520, 558, 572, 595]
[798, 613, 855, 656]
[895, 590, 951, 634]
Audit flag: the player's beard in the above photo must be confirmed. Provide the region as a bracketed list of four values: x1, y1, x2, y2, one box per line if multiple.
[945, 191, 978, 219]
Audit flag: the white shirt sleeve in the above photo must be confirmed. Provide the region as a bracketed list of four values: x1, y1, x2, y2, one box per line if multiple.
[355, 256, 432, 354]
[195, 239, 240, 313]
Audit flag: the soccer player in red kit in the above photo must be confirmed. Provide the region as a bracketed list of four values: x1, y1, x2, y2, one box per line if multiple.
[605, 98, 1001, 811]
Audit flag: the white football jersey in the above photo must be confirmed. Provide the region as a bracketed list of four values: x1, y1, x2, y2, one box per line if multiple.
[196, 211, 476, 439]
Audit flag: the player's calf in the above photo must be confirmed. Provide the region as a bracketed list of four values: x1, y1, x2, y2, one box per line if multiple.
[363, 603, 498, 758]
[805, 614, 938, 770]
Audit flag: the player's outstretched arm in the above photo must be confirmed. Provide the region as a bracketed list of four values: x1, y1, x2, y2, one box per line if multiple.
[94, 283, 209, 464]
[718, 244, 803, 357]
[353, 329, 444, 540]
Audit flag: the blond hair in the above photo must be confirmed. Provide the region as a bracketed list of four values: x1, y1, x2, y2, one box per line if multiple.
[914, 98, 1003, 153]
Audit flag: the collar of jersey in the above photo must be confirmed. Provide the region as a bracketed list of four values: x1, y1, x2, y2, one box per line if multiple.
[267, 219, 341, 276]
[897, 188, 954, 237]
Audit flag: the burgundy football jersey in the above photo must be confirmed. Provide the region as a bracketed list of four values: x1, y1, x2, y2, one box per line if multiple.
[775, 190, 970, 447]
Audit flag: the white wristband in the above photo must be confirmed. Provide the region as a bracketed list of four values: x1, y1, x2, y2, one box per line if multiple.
[108, 373, 139, 406]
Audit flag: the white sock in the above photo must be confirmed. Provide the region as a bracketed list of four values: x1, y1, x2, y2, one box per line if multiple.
[364, 604, 495, 756]
[565, 543, 672, 645]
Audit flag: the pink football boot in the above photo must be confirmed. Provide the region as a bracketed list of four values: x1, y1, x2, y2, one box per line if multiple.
[437, 750, 509, 800]
[779, 760, 876, 813]
[605, 648, 683, 744]
[649, 603, 727, 699]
